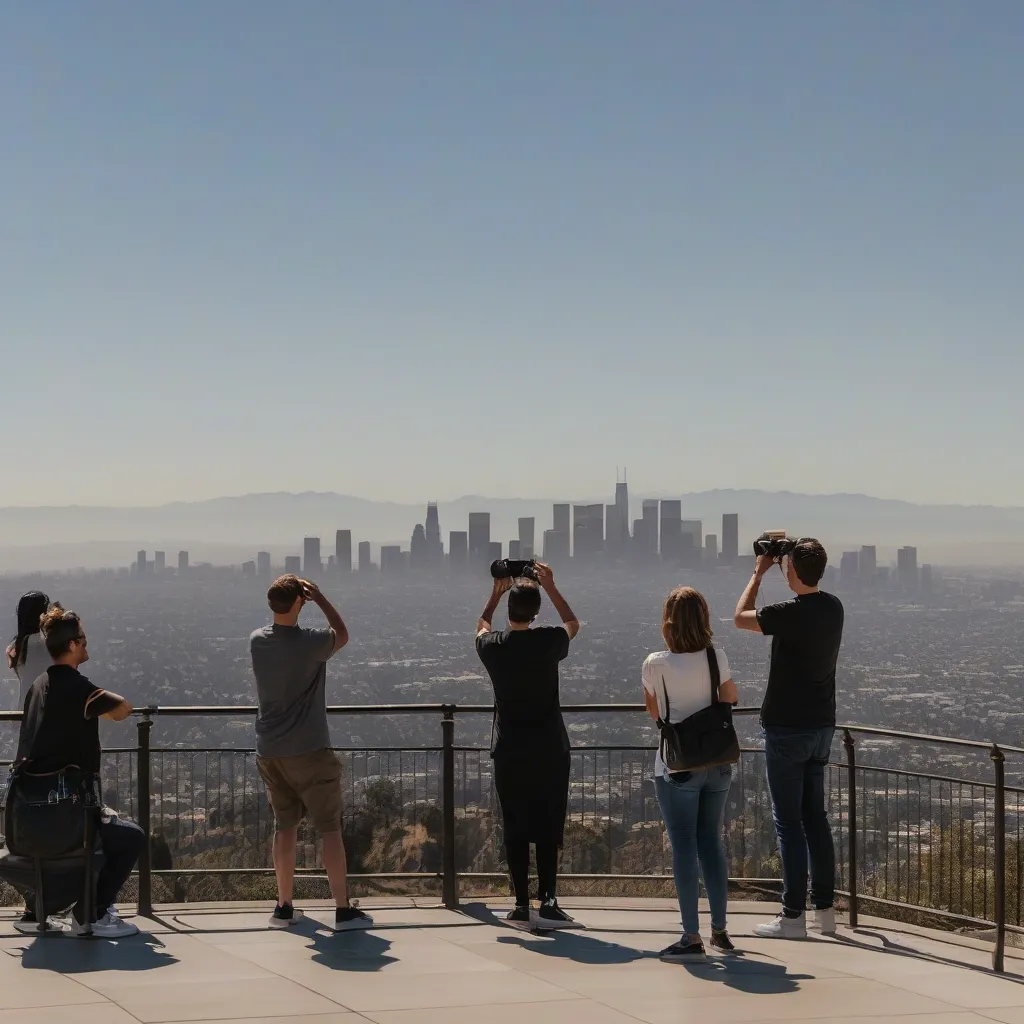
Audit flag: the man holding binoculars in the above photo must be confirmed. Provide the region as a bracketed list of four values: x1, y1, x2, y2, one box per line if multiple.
[475, 560, 581, 929]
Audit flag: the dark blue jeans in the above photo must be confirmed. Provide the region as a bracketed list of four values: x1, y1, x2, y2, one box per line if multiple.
[764, 726, 836, 914]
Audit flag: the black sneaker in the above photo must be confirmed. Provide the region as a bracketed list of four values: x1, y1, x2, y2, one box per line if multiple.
[536, 899, 577, 930]
[268, 903, 305, 929]
[505, 905, 532, 929]
[333, 905, 373, 932]
[711, 928, 736, 953]
[659, 939, 707, 963]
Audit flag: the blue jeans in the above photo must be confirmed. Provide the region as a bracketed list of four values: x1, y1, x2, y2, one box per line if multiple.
[764, 726, 836, 914]
[655, 766, 732, 936]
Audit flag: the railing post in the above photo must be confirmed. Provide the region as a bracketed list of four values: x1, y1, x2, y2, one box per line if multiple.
[843, 728, 858, 928]
[441, 705, 459, 909]
[137, 711, 154, 918]
[991, 743, 1006, 973]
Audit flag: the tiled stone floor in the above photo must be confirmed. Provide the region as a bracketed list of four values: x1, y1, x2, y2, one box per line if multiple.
[0, 897, 1019, 1023]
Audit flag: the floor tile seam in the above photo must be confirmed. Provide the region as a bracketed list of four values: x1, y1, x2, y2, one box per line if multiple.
[216, 944, 365, 1015]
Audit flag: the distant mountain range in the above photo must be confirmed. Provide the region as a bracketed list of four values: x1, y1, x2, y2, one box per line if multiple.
[2, 489, 1024, 572]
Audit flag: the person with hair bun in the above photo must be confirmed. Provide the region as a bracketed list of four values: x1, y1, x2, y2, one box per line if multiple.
[15, 606, 143, 938]
[643, 586, 739, 962]
[6, 591, 53, 707]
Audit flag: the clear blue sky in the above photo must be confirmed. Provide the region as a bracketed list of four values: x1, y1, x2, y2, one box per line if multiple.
[2, 1, 1021, 508]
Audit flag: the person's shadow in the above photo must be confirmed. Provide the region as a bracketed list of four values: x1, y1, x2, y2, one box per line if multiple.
[676, 953, 813, 995]
[296, 919, 397, 973]
[16, 933, 178, 975]
[462, 902, 646, 966]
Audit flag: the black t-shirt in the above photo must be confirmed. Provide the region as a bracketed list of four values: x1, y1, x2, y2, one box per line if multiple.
[16, 665, 122, 774]
[756, 591, 844, 729]
[475, 626, 571, 758]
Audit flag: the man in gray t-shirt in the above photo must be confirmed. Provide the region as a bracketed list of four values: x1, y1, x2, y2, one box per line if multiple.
[250, 574, 372, 932]
[251, 623, 334, 758]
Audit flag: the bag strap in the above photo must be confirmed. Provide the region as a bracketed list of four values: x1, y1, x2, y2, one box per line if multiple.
[658, 676, 671, 725]
[706, 646, 722, 705]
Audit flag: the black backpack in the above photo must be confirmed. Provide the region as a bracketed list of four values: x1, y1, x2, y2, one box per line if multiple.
[656, 647, 740, 773]
[3, 763, 99, 858]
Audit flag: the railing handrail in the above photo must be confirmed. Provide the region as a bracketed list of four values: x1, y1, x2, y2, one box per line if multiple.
[0, 702, 1017, 754]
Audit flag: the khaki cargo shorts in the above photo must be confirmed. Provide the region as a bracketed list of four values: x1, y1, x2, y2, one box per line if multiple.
[256, 748, 343, 834]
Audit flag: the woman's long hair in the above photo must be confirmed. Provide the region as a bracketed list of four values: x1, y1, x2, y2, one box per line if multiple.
[661, 586, 713, 654]
[7, 591, 50, 670]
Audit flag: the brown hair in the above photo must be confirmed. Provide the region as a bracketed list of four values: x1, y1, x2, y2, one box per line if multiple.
[267, 575, 303, 614]
[791, 538, 827, 586]
[661, 586, 713, 654]
[508, 580, 542, 623]
[40, 604, 83, 658]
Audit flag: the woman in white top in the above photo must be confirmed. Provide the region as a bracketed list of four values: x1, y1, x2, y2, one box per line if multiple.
[6, 591, 53, 708]
[643, 586, 739, 962]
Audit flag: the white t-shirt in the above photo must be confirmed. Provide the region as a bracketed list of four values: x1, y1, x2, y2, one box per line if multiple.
[11, 633, 51, 706]
[642, 646, 732, 777]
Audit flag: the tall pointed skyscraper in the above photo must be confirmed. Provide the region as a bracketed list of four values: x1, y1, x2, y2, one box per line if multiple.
[614, 469, 630, 549]
[425, 502, 443, 563]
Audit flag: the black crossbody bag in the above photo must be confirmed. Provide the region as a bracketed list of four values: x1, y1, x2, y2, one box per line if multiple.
[657, 647, 740, 773]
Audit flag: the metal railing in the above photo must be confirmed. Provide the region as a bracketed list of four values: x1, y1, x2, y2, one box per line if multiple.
[0, 703, 1017, 973]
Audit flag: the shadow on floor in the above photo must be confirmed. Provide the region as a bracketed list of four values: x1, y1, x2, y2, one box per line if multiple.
[678, 955, 814, 995]
[834, 928, 1022, 981]
[306, 929, 398, 973]
[462, 901, 648, 966]
[14, 934, 178, 974]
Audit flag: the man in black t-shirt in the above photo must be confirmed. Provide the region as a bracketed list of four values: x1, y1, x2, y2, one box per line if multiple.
[14, 606, 143, 939]
[734, 538, 844, 940]
[475, 562, 580, 929]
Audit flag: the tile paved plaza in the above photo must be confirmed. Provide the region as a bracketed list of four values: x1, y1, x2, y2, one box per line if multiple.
[0, 898, 1019, 1024]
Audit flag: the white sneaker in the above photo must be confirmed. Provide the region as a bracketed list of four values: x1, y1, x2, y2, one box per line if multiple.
[811, 907, 837, 935]
[753, 913, 807, 939]
[72, 912, 140, 939]
[13, 915, 71, 935]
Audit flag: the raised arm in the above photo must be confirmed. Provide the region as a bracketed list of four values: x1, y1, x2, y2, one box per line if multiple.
[534, 563, 580, 640]
[733, 554, 775, 632]
[302, 580, 349, 654]
[477, 577, 512, 637]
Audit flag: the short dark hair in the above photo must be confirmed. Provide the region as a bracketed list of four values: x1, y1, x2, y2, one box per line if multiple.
[40, 604, 83, 658]
[791, 538, 827, 586]
[267, 574, 303, 614]
[508, 581, 542, 624]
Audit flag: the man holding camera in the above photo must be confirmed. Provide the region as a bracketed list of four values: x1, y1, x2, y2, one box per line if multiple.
[475, 562, 581, 929]
[250, 574, 372, 932]
[734, 538, 843, 938]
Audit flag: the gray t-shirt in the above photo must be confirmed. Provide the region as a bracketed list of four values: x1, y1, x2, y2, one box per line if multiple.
[250, 624, 336, 758]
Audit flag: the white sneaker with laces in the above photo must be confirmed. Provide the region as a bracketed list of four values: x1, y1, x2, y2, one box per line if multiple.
[73, 912, 140, 939]
[753, 912, 807, 939]
[811, 907, 836, 935]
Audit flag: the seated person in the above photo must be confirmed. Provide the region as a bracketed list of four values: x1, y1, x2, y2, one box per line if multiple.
[14, 606, 143, 938]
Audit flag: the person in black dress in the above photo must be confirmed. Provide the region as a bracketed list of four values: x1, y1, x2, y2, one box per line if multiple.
[475, 562, 580, 929]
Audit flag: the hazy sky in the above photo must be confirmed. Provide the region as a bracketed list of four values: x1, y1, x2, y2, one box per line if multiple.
[2, 1, 1022, 509]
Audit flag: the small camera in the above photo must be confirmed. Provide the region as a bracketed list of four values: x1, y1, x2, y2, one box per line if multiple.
[753, 531, 797, 560]
[490, 558, 538, 581]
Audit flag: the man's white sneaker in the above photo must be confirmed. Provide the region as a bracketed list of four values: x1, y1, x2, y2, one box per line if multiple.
[753, 913, 807, 939]
[811, 907, 837, 935]
[72, 912, 140, 939]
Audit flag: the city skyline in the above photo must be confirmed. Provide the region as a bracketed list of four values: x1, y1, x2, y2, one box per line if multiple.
[126, 473, 932, 590]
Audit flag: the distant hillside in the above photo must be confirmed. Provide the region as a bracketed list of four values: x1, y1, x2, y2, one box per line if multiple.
[2, 489, 1024, 570]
